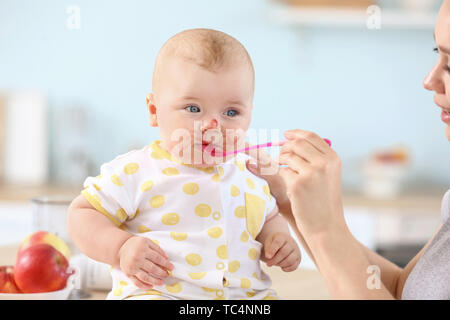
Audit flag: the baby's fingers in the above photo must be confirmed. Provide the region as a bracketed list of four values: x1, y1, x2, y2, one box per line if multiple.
[134, 269, 163, 288]
[266, 243, 294, 267]
[264, 234, 287, 260]
[146, 249, 174, 272]
[278, 251, 301, 272]
[148, 239, 169, 259]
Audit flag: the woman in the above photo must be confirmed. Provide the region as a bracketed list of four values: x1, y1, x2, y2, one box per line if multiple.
[245, 0, 450, 299]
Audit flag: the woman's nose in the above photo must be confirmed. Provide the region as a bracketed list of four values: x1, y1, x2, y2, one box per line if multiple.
[423, 64, 445, 93]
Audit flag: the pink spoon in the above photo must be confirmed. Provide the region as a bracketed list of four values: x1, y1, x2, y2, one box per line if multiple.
[217, 138, 332, 157]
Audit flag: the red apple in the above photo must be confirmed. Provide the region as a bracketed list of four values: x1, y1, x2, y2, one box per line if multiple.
[14, 243, 73, 293]
[18, 231, 71, 261]
[0, 266, 22, 293]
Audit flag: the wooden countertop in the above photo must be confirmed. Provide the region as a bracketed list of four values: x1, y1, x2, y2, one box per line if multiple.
[0, 243, 330, 300]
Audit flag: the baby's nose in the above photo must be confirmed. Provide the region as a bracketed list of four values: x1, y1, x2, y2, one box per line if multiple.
[201, 118, 219, 130]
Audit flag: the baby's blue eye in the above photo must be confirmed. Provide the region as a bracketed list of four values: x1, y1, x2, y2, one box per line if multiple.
[186, 105, 200, 113]
[224, 109, 238, 117]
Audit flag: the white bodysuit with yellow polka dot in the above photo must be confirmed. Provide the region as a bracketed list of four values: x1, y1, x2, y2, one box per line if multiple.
[82, 140, 279, 300]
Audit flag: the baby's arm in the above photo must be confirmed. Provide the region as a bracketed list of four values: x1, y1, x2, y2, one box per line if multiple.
[67, 194, 174, 289]
[256, 208, 301, 272]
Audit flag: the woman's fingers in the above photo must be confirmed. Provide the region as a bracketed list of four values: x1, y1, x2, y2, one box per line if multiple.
[284, 129, 331, 154]
[277, 152, 310, 175]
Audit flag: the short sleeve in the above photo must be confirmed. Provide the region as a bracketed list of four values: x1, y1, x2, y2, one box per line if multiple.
[441, 189, 450, 224]
[81, 159, 140, 227]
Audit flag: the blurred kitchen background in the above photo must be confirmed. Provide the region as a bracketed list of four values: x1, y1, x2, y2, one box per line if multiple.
[1, 0, 449, 298]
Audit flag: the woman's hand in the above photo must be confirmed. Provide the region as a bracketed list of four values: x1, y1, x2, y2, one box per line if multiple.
[277, 129, 345, 237]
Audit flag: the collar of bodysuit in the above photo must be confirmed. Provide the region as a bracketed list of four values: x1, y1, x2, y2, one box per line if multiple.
[150, 139, 227, 173]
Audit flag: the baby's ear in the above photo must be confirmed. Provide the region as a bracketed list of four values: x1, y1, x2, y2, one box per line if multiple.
[146, 93, 158, 127]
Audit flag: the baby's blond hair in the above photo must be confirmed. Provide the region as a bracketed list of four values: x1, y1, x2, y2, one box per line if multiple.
[152, 28, 254, 92]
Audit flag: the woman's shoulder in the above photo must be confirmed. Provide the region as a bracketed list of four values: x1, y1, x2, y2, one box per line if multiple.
[442, 189, 450, 224]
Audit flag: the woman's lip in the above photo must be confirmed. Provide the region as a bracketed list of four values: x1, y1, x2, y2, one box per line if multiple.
[441, 110, 450, 124]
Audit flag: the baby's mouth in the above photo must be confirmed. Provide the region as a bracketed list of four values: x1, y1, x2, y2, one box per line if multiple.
[201, 142, 222, 157]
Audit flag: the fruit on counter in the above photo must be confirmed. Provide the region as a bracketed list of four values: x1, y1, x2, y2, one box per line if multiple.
[18, 231, 71, 261]
[14, 243, 73, 293]
[0, 266, 22, 293]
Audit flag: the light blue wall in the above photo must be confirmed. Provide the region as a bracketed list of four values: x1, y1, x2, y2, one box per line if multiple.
[1, 0, 449, 189]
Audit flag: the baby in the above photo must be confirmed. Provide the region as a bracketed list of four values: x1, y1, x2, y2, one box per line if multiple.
[67, 28, 300, 300]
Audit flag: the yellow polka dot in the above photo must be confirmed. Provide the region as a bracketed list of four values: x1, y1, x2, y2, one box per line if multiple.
[170, 232, 187, 241]
[235, 160, 245, 171]
[189, 272, 207, 280]
[150, 195, 165, 208]
[161, 212, 180, 226]
[216, 289, 224, 297]
[202, 287, 217, 293]
[185, 253, 202, 266]
[216, 245, 228, 259]
[165, 282, 182, 293]
[124, 163, 139, 175]
[140, 180, 154, 192]
[204, 167, 215, 174]
[151, 151, 165, 160]
[246, 178, 255, 189]
[214, 297, 226, 300]
[138, 225, 151, 233]
[245, 193, 266, 239]
[263, 185, 272, 201]
[248, 248, 259, 260]
[162, 167, 179, 176]
[246, 291, 257, 298]
[151, 239, 160, 245]
[113, 287, 122, 296]
[212, 211, 221, 220]
[119, 280, 128, 286]
[111, 174, 123, 186]
[228, 260, 240, 273]
[115, 208, 127, 221]
[263, 295, 277, 300]
[211, 174, 220, 182]
[230, 185, 240, 197]
[182, 182, 199, 195]
[252, 272, 259, 279]
[241, 278, 251, 289]
[217, 167, 224, 176]
[207, 226, 222, 239]
[194, 204, 211, 217]
[216, 262, 225, 270]
[240, 231, 249, 242]
[234, 206, 246, 218]
[93, 184, 101, 191]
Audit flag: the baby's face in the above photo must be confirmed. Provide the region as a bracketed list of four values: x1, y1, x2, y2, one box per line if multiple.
[148, 56, 254, 167]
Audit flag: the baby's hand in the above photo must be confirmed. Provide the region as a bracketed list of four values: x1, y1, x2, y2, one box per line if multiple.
[262, 232, 301, 272]
[118, 236, 174, 290]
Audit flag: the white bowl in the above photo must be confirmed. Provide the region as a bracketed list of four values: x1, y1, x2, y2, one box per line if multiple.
[0, 269, 76, 300]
